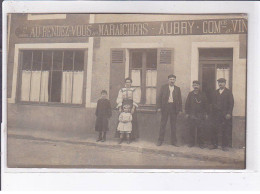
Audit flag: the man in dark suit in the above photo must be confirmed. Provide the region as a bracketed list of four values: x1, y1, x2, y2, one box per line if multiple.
[185, 80, 208, 149]
[209, 78, 234, 151]
[156, 74, 182, 146]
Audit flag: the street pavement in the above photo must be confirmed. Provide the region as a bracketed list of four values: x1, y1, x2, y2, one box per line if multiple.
[6, 127, 245, 169]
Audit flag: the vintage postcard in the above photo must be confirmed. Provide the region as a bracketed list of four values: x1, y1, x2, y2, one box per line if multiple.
[6, 13, 247, 169]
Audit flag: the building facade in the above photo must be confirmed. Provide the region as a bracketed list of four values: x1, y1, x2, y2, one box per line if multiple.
[7, 14, 247, 147]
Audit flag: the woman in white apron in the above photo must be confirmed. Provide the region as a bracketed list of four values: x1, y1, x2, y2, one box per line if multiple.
[116, 77, 140, 141]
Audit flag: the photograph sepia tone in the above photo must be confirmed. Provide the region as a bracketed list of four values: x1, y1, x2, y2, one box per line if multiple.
[6, 13, 247, 169]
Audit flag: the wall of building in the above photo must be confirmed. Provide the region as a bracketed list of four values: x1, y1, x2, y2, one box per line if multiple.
[91, 35, 243, 113]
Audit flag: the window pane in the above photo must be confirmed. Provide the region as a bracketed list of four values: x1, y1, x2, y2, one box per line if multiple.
[21, 70, 31, 101]
[74, 51, 84, 71]
[146, 70, 157, 87]
[40, 71, 49, 102]
[131, 70, 141, 87]
[134, 87, 141, 104]
[42, 51, 52, 71]
[63, 51, 74, 71]
[146, 88, 156, 105]
[22, 50, 32, 70]
[146, 50, 157, 69]
[32, 51, 42, 71]
[132, 52, 142, 69]
[53, 51, 63, 70]
[30, 71, 41, 101]
[72, 71, 84, 104]
[50, 71, 62, 102]
[61, 71, 73, 103]
[216, 65, 230, 89]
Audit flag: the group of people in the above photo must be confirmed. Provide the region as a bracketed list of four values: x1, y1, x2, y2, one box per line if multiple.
[95, 74, 234, 152]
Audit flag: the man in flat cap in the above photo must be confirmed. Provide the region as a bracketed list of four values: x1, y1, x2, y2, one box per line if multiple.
[156, 74, 182, 146]
[185, 80, 208, 149]
[209, 78, 234, 151]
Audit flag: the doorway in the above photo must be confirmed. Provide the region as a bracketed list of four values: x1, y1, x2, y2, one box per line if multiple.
[199, 48, 233, 104]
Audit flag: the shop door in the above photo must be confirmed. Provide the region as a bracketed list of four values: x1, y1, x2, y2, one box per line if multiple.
[200, 64, 216, 104]
[199, 48, 233, 106]
[200, 61, 233, 104]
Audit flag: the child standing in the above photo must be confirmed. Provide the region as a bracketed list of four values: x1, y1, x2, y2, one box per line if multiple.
[95, 90, 112, 142]
[117, 104, 133, 144]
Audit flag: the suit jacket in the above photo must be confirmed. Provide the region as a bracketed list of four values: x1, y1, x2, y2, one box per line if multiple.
[185, 90, 208, 116]
[157, 84, 182, 113]
[212, 88, 234, 115]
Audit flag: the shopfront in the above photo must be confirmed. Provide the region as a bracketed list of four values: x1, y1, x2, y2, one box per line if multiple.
[7, 14, 247, 148]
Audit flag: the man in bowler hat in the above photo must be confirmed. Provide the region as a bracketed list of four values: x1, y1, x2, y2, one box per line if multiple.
[156, 74, 182, 146]
[185, 80, 208, 149]
[209, 78, 234, 151]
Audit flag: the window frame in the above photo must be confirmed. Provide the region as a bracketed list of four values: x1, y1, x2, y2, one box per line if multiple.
[129, 49, 157, 108]
[17, 49, 87, 107]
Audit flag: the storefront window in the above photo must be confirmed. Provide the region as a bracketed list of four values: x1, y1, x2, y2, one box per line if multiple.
[19, 50, 85, 105]
[130, 49, 157, 105]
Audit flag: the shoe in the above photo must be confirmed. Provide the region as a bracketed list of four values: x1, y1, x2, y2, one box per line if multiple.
[96, 138, 102, 142]
[118, 139, 123, 144]
[101, 134, 106, 142]
[222, 147, 229, 151]
[157, 141, 163, 146]
[199, 144, 205, 149]
[172, 143, 180, 147]
[208, 145, 218, 150]
[188, 144, 194, 148]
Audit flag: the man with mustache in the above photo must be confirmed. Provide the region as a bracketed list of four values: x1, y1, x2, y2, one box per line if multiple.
[209, 78, 234, 151]
[185, 80, 208, 149]
[156, 74, 182, 147]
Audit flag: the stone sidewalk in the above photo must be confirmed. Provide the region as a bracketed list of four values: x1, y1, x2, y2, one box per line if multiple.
[7, 127, 245, 167]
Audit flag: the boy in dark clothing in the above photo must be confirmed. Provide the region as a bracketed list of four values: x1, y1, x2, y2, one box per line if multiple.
[95, 90, 112, 142]
[185, 80, 208, 148]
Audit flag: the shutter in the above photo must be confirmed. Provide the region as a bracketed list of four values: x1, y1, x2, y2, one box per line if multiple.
[109, 48, 126, 108]
[156, 48, 174, 97]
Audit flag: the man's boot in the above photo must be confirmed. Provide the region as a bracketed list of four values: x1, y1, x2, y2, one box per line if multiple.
[96, 132, 102, 142]
[101, 132, 106, 142]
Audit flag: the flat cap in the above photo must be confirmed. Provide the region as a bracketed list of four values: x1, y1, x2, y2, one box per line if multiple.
[168, 74, 176, 79]
[217, 78, 226, 82]
[192, 80, 200, 85]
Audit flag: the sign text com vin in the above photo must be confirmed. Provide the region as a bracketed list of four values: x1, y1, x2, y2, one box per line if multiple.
[16, 18, 247, 38]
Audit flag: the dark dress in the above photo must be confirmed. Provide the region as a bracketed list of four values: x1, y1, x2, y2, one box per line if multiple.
[95, 98, 112, 132]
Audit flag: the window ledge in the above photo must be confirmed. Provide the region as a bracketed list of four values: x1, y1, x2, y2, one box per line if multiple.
[17, 101, 85, 108]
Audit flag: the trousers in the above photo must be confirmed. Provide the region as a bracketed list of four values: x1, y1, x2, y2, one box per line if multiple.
[211, 111, 232, 147]
[158, 103, 178, 144]
[187, 114, 204, 146]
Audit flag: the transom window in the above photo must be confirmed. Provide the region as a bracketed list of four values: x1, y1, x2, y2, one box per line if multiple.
[130, 49, 157, 105]
[19, 50, 85, 105]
